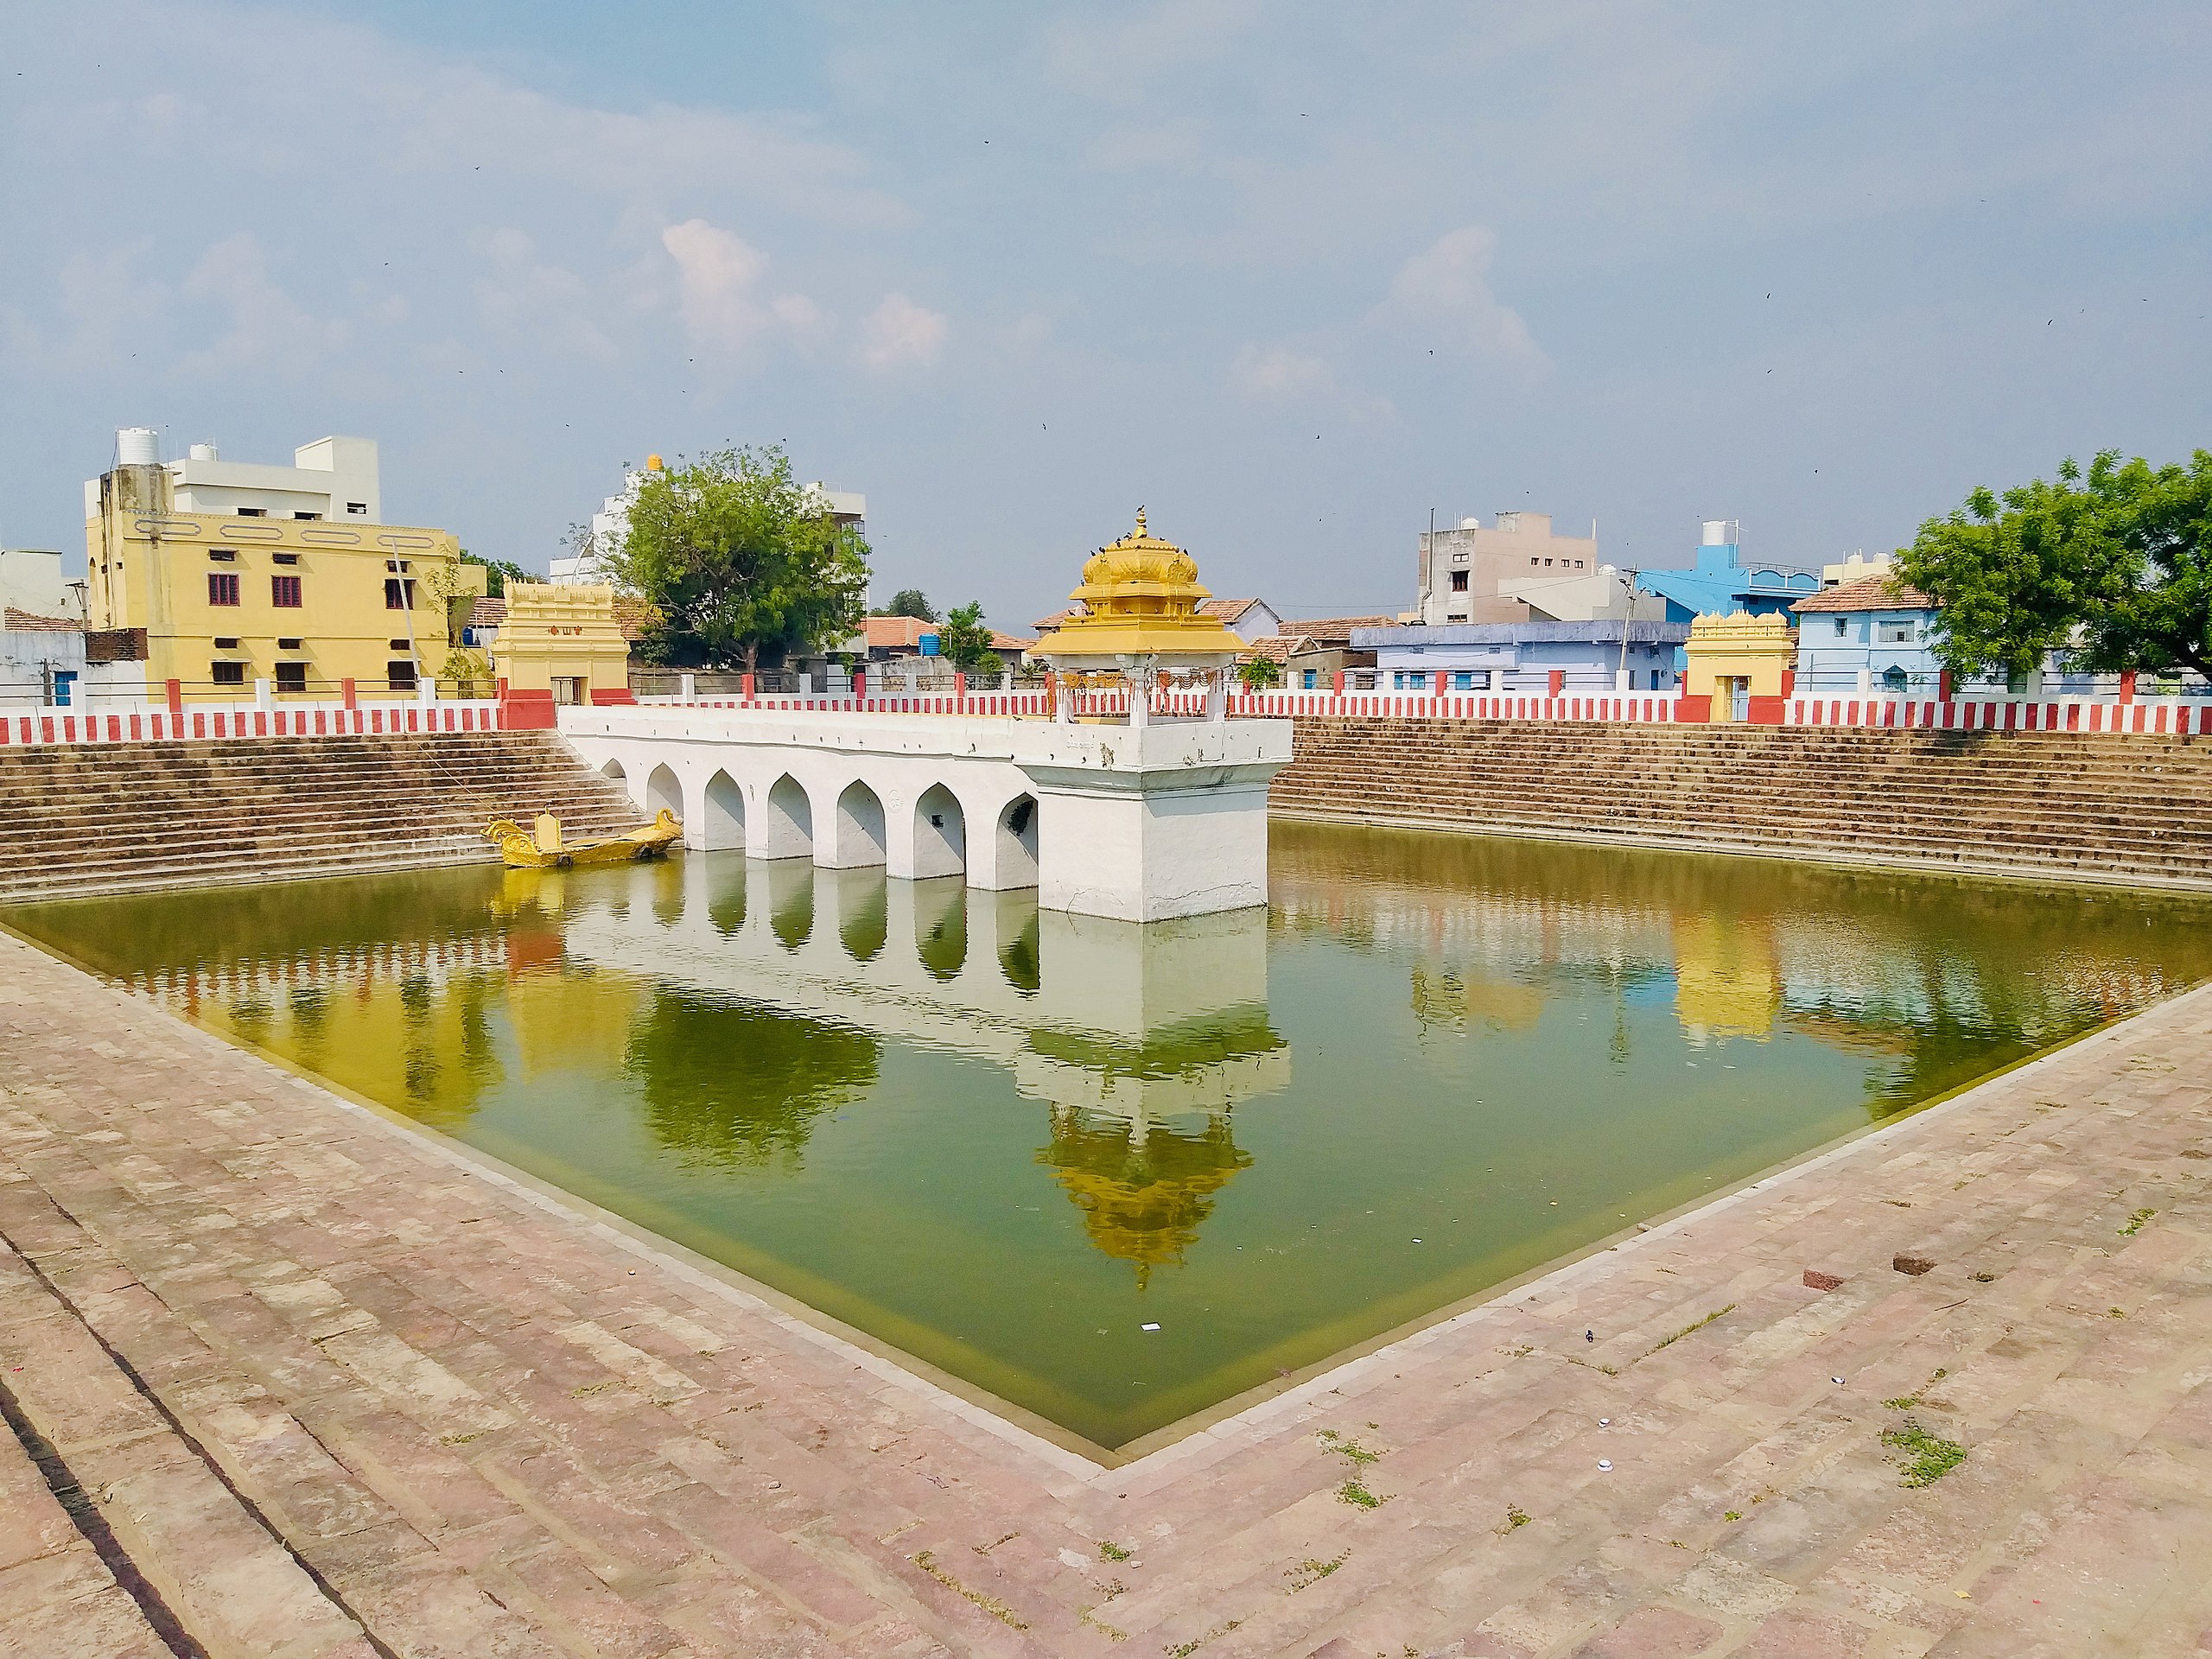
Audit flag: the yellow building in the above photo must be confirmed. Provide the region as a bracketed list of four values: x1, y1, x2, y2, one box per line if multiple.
[489, 583, 638, 722]
[1681, 611, 1796, 721]
[85, 429, 482, 699]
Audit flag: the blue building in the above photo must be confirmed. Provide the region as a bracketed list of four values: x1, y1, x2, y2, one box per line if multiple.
[1789, 574, 2097, 700]
[1635, 521, 1823, 626]
[1352, 620, 1692, 696]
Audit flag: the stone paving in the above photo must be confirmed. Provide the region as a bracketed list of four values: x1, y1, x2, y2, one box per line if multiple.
[3, 923, 2210, 1658]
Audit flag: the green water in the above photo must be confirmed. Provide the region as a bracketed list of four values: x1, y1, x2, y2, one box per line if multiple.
[10, 823, 2210, 1451]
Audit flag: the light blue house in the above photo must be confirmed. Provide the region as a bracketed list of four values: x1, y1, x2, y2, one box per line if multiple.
[1635, 521, 1824, 628]
[1788, 575, 2108, 700]
[1352, 620, 1692, 696]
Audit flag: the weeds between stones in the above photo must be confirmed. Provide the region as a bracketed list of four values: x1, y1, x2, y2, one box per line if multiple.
[1318, 1428, 1393, 1507]
[2120, 1208, 2156, 1236]
[1285, 1551, 1349, 1592]
[1882, 1419, 1967, 1487]
[1097, 1540, 1133, 1563]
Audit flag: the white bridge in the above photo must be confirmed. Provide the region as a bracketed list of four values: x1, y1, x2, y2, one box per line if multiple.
[557, 705, 1292, 922]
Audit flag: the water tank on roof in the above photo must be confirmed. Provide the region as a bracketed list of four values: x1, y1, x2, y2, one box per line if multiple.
[117, 427, 160, 467]
[1701, 519, 1738, 546]
[1459, 517, 1480, 530]
[188, 442, 219, 461]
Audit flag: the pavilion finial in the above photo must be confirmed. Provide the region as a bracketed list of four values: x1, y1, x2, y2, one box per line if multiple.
[1135, 506, 1147, 538]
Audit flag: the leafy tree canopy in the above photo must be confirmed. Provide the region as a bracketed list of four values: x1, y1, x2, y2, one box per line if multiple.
[1238, 653, 1283, 689]
[460, 550, 531, 598]
[605, 446, 870, 671]
[1899, 450, 2212, 683]
[876, 588, 938, 622]
[937, 601, 999, 672]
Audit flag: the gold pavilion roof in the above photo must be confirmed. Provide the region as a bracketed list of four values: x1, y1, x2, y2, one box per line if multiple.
[1036, 510, 1246, 666]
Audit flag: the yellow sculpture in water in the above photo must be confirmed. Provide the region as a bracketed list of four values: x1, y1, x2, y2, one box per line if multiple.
[485, 810, 683, 868]
[1034, 509, 1246, 671]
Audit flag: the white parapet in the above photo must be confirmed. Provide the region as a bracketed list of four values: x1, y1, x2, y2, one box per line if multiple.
[557, 705, 1292, 922]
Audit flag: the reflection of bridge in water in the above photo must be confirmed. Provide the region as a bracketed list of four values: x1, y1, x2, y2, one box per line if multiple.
[549, 856, 1291, 1279]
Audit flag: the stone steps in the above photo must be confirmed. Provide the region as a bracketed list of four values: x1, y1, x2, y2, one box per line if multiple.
[1269, 718, 2212, 889]
[0, 732, 650, 901]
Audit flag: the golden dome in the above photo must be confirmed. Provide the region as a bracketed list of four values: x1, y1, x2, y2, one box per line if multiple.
[1039, 508, 1245, 667]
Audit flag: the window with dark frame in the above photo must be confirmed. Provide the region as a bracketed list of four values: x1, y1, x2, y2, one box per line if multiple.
[211, 661, 246, 684]
[385, 578, 416, 609]
[272, 575, 302, 607]
[275, 663, 308, 693]
[208, 571, 240, 606]
[387, 659, 418, 690]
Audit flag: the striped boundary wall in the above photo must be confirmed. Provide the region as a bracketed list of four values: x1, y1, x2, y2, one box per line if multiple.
[3, 687, 2203, 746]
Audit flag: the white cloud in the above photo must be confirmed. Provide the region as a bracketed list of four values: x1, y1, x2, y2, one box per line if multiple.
[179, 232, 347, 375]
[660, 219, 823, 356]
[1382, 226, 1548, 373]
[472, 228, 615, 362]
[1228, 342, 1392, 421]
[856, 293, 948, 372]
[1229, 343, 1333, 399]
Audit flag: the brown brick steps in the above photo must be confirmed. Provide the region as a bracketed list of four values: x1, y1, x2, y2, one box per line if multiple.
[0, 732, 651, 903]
[1268, 719, 2212, 890]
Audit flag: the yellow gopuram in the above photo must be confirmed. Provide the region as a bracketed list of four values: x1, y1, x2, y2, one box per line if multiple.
[492, 582, 637, 725]
[1682, 611, 1796, 721]
[1035, 510, 1245, 673]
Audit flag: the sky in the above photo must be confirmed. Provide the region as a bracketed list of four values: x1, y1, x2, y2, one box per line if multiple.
[3, 1, 2208, 631]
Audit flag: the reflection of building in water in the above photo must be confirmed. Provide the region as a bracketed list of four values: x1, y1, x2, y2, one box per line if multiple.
[1670, 914, 1780, 1046]
[554, 859, 1288, 1271]
[1410, 964, 1546, 1033]
[1039, 1108, 1251, 1286]
[124, 931, 512, 1129]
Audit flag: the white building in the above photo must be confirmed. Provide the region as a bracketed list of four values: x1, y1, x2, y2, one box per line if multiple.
[551, 456, 866, 586]
[86, 429, 382, 524]
[0, 549, 84, 620]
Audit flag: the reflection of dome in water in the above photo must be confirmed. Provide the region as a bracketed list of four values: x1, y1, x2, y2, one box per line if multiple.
[1038, 1106, 1251, 1287]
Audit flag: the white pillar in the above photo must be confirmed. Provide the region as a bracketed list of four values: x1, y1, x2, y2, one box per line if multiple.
[1127, 671, 1151, 728]
[1856, 667, 1872, 696]
[417, 677, 435, 704]
[680, 671, 696, 701]
[1614, 667, 1631, 693]
[254, 677, 275, 711]
[1206, 670, 1228, 721]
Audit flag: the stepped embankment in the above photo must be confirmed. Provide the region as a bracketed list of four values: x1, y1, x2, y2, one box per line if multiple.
[0, 731, 646, 902]
[1270, 716, 2212, 890]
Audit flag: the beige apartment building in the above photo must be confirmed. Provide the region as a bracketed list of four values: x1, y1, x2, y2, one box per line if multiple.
[85, 429, 482, 698]
[1415, 511, 1600, 625]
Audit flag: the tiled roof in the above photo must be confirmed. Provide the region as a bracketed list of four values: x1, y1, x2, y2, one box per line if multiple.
[861, 615, 933, 649]
[3, 608, 82, 632]
[1241, 635, 1303, 664]
[988, 631, 1034, 652]
[1279, 614, 1396, 647]
[1032, 607, 1082, 632]
[1792, 575, 1935, 613]
[1199, 598, 1262, 621]
[468, 596, 506, 626]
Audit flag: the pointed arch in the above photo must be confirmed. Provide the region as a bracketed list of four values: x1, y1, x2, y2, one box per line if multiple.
[761, 774, 813, 860]
[911, 783, 966, 880]
[701, 770, 745, 852]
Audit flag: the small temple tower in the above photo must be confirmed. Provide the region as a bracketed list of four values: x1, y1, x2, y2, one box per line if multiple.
[1035, 511, 1245, 724]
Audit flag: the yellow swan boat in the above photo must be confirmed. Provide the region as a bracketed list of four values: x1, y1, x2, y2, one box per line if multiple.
[485, 810, 683, 869]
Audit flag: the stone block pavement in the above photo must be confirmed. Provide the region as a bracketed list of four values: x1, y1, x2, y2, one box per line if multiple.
[2, 922, 2209, 1657]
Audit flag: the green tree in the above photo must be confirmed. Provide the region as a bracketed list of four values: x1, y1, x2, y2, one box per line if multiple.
[461, 550, 531, 598]
[877, 588, 937, 621]
[1898, 450, 2212, 684]
[1238, 653, 1283, 689]
[937, 601, 998, 672]
[606, 446, 870, 672]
